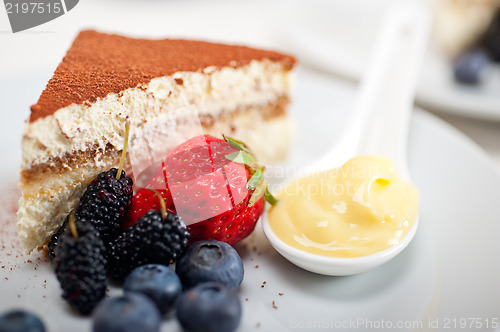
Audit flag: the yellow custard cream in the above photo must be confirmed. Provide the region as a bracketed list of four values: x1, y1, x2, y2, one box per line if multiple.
[268, 155, 419, 258]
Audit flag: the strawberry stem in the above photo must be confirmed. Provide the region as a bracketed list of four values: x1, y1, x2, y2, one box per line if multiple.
[146, 188, 167, 220]
[69, 212, 78, 239]
[116, 122, 130, 180]
[265, 187, 278, 205]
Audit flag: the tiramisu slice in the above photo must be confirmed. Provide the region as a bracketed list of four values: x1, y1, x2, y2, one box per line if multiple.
[18, 30, 296, 253]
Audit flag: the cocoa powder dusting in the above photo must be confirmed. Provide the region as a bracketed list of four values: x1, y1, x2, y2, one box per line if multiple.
[30, 30, 296, 122]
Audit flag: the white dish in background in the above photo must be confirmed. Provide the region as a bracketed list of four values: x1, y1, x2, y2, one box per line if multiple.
[276, 0, 500, 121]
[1, 69, 499, 331]
[418, 47, 500, 121]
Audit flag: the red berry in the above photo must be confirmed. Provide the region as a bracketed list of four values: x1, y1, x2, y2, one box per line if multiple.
[125, 135, 275, 246]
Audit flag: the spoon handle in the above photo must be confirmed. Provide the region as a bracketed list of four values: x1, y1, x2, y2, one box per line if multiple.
[357, 3, 431, 180]
[310, 3, 431, 179]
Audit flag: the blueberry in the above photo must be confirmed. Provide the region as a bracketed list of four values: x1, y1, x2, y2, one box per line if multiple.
[175, 240, 244, 290]
[453, 49, 489, 84]
[123, 264, 182, 314]
[176, 282, 242, 332]
[92, 293, 160, 332]
[0, 310, 45, 332]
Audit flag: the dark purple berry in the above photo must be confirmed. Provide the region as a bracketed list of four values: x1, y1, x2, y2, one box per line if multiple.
[176, 282, 241, 332]
[54, 221, 107, 315]
[47, 217, 68, 263]
[107, 210, 189, 281]
[0, 310, 45, 332]
[48, 168, 133, 262]
[176, 240, 244, 291]
[92, 293, 160, 332]
[76, 168, 133, 243]
[123, 264, 182, 314]
[454, 49, 489, 84]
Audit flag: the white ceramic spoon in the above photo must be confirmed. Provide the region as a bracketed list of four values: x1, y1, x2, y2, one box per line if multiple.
[262, 3, 431, 276]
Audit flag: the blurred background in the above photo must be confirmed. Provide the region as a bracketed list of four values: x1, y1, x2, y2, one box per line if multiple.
[1, 0, 499, 172]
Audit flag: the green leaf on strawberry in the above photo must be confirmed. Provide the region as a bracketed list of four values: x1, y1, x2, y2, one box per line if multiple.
[223, 135, 253, 155]
[249, 177, 267, 207]
[225, 151, 255, 165]
[246, 168, 263, 191]
[223, 136, 277, 206]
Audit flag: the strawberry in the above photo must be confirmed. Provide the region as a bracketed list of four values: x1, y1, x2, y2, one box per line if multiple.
[122, 163, 175, 229]
[122, 187, 175, 230]
[126, 135, 276, 246]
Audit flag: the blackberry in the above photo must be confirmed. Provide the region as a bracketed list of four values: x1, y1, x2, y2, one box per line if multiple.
[48, 169, 132, 262]
[54, 220, 107, 315]
[47, 217, 69, 263]
[107, 210, 190, 281]
[481, 9, 500, 62]
[76, 168, 133, 243]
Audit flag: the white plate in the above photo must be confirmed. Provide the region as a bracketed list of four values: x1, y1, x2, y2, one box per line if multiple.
[276, 0, 500, 122]
[417, 47, 500, 121]
[1, 69, 499, 331]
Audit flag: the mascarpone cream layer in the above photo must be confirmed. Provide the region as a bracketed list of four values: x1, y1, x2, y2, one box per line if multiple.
[22, 60, 293, 169]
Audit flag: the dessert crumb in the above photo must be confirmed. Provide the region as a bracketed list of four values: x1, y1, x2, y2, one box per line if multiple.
[245, 298, 249, 302]
[254, 265, 259, 268]
[272, 300, 278, 309]
[279, 292, 284, 296]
